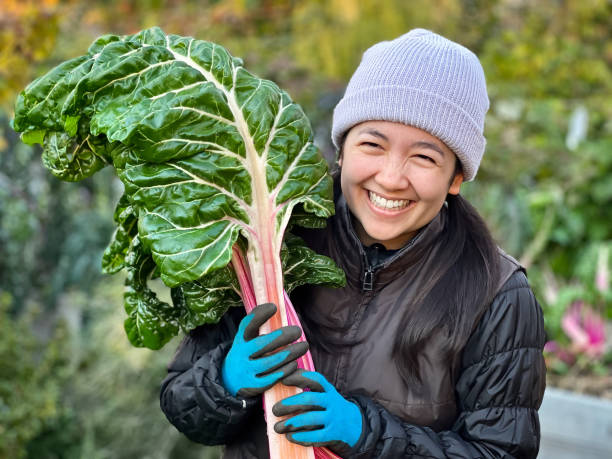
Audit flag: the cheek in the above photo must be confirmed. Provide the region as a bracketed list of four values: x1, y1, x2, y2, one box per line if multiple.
[340, 154, 374, 186]
[405, 169, 449, 200]
[339, 165, 360, 204]
[340, 161, 371, 212]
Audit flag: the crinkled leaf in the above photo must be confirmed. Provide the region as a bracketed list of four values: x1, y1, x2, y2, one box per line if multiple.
[13, 54, 92, 134]
[14, 52, 114, 181]
[123, 237, 179, 349]
[21, 129, 45, 145]
[41, 127, 110, 182]
[171, 265, 242, 329]
[288, 203, 333, 230]
[102, 194, 138, 274]
[281, 233, 346, 293]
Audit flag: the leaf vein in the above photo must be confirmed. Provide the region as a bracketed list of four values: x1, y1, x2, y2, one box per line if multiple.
[167, 163, 251, 212]
[170, 106, 235, 126]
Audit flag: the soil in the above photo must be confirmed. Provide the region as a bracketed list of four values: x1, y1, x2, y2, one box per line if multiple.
[546, 371, 612, 400]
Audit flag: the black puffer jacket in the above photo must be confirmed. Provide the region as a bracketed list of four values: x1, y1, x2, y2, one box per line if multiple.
[160, 196, 547, 458]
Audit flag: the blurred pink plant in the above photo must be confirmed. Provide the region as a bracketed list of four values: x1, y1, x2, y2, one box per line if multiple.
[545, 301, 606, 366]
[544, 245, 610, 370]
[563, 301, 606, 358]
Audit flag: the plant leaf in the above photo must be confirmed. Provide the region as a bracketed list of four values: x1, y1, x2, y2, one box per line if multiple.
[281, 233, 345, 293]
[13, 27, 344, 347]
[102, 194, 138, 274]
[123, 237, 179, 350]
[171, 265, 242, 329]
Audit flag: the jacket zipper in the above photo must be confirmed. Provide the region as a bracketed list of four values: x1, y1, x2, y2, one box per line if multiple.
[360, 232, 425, 292]
[363, 265, 375, 291]
[342, 200, 426, 292]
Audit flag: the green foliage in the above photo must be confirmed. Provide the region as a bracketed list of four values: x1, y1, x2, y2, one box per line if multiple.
[4, 280, 220, 459]
[460, 1, 612, 355]
[0, 293, 69, 458]
[0, 114, 116, 312]
[480, 0, 612, 100]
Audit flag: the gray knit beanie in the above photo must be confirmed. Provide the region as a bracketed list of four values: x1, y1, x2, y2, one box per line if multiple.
[331, 29, 489, 181]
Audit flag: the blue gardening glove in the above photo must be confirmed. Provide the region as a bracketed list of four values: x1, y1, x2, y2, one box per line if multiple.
[272, 369, 363, 453]
[221, 303, 308, 398]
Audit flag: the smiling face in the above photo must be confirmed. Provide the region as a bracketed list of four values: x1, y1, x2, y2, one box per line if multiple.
[339, 120, 464, 250]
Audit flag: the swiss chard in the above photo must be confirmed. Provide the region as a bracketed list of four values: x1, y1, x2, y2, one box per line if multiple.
[13, 27, 345, 459]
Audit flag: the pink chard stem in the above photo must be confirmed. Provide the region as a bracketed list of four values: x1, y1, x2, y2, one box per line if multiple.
[231, 245, 340, 459]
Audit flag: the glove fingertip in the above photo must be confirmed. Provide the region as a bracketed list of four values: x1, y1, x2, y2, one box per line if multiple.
[253, 303, 277, 320]
[283, 360, 299, 376]
[244, 303, 277, 339]
[257, 302, 277, 314]
[281, 368, 306, 385]
[292, 340, 309, 356]
[281, 326, 302, 343]
[272, 400, 290, 417]
[273, 420, 287, 434]
[286, 432, 311, 447]
[282, 369, 326, 392]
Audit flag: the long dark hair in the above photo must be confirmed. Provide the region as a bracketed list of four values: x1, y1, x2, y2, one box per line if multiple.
[298, 161, 501, 387]
[391, 190, 501, 385]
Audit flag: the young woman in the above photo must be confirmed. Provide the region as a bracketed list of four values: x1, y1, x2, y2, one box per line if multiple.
[160, 29, 546, 458]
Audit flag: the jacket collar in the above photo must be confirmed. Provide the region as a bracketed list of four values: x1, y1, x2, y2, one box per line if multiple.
[332, 193, 447, 291]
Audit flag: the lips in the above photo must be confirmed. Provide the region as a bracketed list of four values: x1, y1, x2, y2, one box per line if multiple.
[368, 190, 412, 210]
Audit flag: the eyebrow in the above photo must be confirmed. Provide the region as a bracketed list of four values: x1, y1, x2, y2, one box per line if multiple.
[358, 128, 446, 157]
[358, 128, 389, 142]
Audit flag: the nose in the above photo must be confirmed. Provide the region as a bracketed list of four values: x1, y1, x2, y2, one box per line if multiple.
[375, 155, 410, 191]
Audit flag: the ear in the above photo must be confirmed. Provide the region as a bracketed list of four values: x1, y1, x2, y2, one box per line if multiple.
[448, 171, 463, 195]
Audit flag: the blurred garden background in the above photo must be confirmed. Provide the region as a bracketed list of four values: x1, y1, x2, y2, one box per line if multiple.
[0, 0, 611, 457]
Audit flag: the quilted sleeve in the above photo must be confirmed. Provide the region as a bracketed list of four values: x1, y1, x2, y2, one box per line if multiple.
[159, 307, 261, 445]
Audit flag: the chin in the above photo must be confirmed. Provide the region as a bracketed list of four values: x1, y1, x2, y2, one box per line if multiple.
[363, 227, 410, 248]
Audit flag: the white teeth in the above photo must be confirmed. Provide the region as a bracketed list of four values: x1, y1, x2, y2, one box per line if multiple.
[368, 191, 410, 210]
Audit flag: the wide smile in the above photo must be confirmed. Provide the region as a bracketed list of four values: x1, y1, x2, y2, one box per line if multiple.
[367, 190, 415, 214]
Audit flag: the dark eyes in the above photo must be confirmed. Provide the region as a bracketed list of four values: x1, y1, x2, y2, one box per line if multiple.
[416, 154, 436, 163]
[358, 143, 436, 163]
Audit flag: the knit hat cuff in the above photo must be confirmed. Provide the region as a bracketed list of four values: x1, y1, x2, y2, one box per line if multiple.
[331, 85, 486, 182]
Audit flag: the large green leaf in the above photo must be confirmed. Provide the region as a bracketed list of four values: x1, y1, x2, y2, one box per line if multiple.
[14, 27, 344, 348]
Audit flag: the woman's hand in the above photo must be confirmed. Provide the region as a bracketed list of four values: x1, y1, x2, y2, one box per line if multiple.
[221, 303, 308, 398]
[273, 369, 363, 453]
